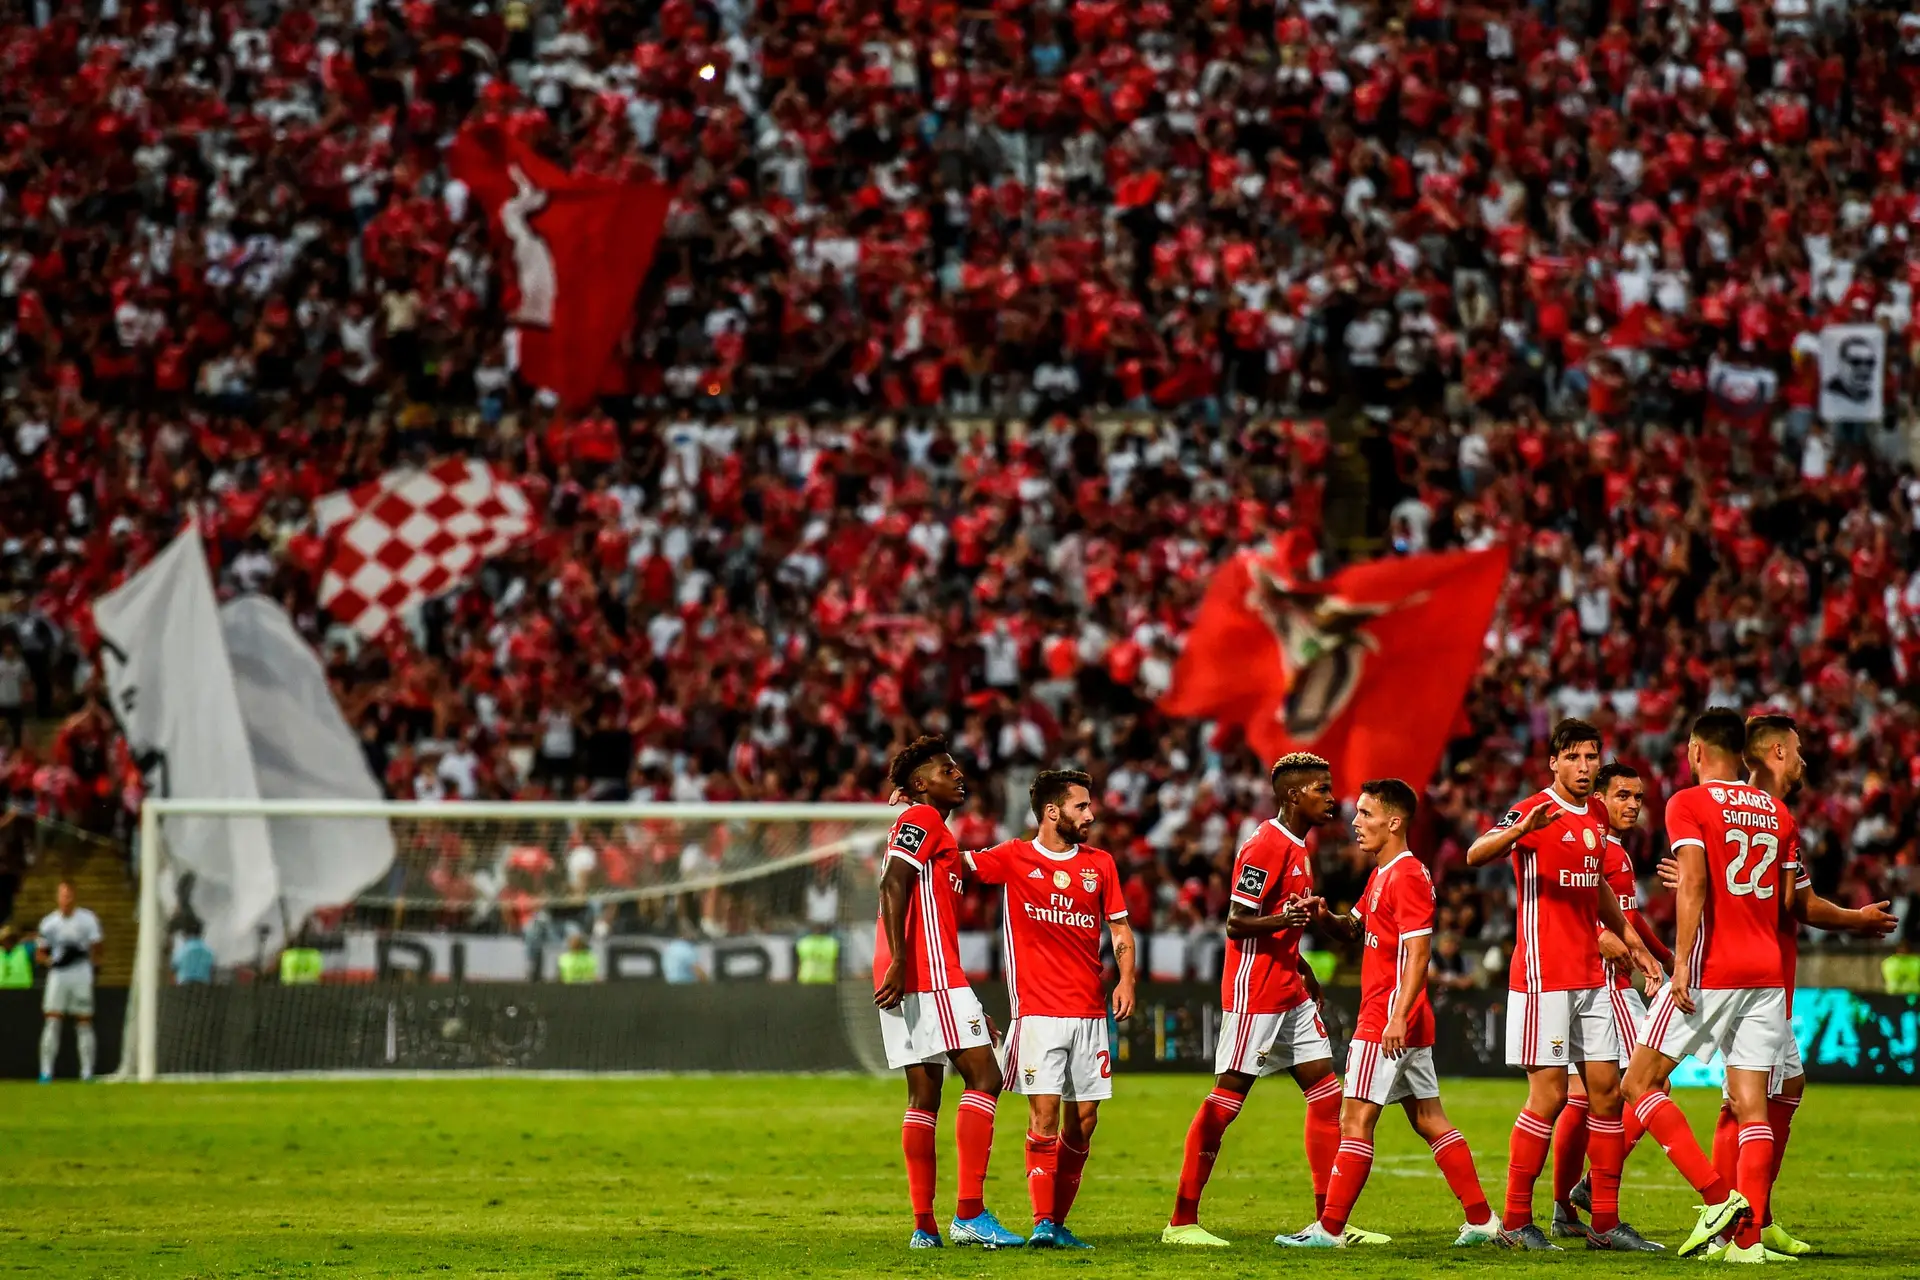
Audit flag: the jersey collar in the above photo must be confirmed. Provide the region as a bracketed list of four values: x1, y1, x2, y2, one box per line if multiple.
[1605, 834, 1624, 847]
[1267, 818, 1309, 846]
[1030, 839, 1078, 862]
[1380, 849, 1417, 872]
[1543, 787, 1589, 815]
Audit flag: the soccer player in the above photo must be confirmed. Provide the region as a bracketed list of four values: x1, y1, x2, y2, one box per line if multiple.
[1622, 707, 1803, 1260]
[37, 881, 103, 1083]
[1655, 712, 1896, 1258]
[1275, 779, 1499, 1249]
[1465, 718, 1661, 1251]
[1552, 762, 1670, 1242]
[1163, 753, 1387, 1248]
[965, 769, 1136, 1251]
[872, 736, 1023, 1249]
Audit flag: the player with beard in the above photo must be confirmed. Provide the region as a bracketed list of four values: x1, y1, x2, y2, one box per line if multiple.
[1655, 713, 1896, 1258]
[965, 770, 1136, 1250]
[874, 735, 1023, 1250]
[1163, 753, 1389, 1248]
[1466, 719, 1661, 1252]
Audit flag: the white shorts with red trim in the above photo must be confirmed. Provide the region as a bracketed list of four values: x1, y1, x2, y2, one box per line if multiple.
[1001, 1014, 1113, 1101]
[1567, 985, 1647, 1072]
[1215, 999, 1333, 1077]
[877, 986, 992, 1070]
[1640, 984, 1788, 1072]
[1345, 1039, 1439, 1107]
[1505, 986, 1619, 1068]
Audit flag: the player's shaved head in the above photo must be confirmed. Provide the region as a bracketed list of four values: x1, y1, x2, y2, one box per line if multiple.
[1270, 751, 1331, 796]
[1030, 769, 1092, 823]
[1744, 713, 1797, 765]
[1689, 707, 1747, 757]
[887, 734, 953, 796]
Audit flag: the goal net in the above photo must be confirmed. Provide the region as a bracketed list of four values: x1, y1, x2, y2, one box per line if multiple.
[126, 800, 898, 1080]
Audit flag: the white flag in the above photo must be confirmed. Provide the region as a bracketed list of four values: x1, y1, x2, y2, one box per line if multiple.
[95, 527, 277, 963]
[220, 596, 396, 941]
[1818, 323, 1886, 424]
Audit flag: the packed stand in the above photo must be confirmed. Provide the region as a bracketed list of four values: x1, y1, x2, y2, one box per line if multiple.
[0, 0, 1915, 964]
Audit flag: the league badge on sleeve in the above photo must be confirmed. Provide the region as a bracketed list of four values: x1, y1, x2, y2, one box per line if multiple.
[892, 823, 928, 855]
[1236, 864, 1269, 898]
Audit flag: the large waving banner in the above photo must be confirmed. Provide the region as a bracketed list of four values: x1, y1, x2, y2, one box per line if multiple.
[1162, 544, 1510, 792]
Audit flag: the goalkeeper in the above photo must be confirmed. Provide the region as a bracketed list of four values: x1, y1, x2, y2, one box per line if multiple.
[37, 881, 103, 1082]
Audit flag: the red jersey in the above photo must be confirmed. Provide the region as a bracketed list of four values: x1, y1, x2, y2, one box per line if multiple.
[968, 839, 1126, 1019]
[1492, 788, 1608, 993]
[1222, 820, 1314, 1013]
[1664, 780, 1799, 990]
[872, 804, 968, 993]
[1599, 835, 1639, 991]
[1354, 850, 1437, 1046]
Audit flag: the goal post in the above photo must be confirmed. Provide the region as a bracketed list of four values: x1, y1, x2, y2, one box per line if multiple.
[128, 798, 899, 1081]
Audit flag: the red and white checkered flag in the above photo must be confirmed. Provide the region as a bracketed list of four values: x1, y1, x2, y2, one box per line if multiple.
[313, 458, 534, 638]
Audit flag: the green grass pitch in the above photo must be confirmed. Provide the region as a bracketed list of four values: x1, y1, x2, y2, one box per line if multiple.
[3, 1075, 1914, 1278]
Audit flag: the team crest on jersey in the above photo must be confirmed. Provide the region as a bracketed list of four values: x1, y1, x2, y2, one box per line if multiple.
[1053, 870, 1072, 890]
[1709, 786, 1728, 804]
[893, 822, 928, 855]
[1583, 828, 1597, 849]
[1080, 868, 1099, 892]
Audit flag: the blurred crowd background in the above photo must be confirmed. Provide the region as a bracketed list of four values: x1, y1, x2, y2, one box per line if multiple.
[0, 0, 1917, 970]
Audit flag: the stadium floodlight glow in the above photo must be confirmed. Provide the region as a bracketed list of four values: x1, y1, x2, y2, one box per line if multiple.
[127, 799, 897, 1082]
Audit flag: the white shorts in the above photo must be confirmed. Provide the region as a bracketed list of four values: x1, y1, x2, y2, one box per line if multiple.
[1215, 999, 1333, 1077]
[1640, 985, 1788, 1072]
[877, 987, 992, 1070]
[1002, 1015, 1113, 1101]
[1566, 984, 1647, 1072]
[42, 969, 94, 1017]
[1722, 1023, 1805, 1099]
[1345, 1039, 1440, 1106]
[1506, 987, 1619, 1068]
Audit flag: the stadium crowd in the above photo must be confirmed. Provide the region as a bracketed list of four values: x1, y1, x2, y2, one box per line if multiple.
[0, 0, 1917, 964]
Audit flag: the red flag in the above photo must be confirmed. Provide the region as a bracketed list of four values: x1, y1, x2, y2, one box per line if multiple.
[1162, 543, 1510, 793]
[450, 124, 669, 408]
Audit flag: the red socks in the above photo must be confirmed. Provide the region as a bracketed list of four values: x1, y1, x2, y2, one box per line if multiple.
[955, 1091, 997, 1220]
[1320, 1139, 1374, 1234]
[1734, 1123, 1775, 1249]
[902, 1108, 938, 1235]
[1551, 1096, 1590, 1208]
[1054, 1139, 1089, 1225]
[1766, 1094, 1799, 1222]
[1623, 1103, 1646, 1154]
[1171, 1088, 1243, 1225]
[1024, 1131, 1059, 1224]
[1503, 1109, 1554, 1229]
[1302, 1075, 1344, 1216]
[1429, 1128, 1492, 1225]
[1633, 1091, 1731, 1203]
[1587, 1115, 1625, 1234]
[1712, 1102, 1739, 1186]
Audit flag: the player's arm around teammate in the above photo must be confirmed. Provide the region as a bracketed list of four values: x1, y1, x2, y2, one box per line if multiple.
[970, 771, 1132, 1250]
